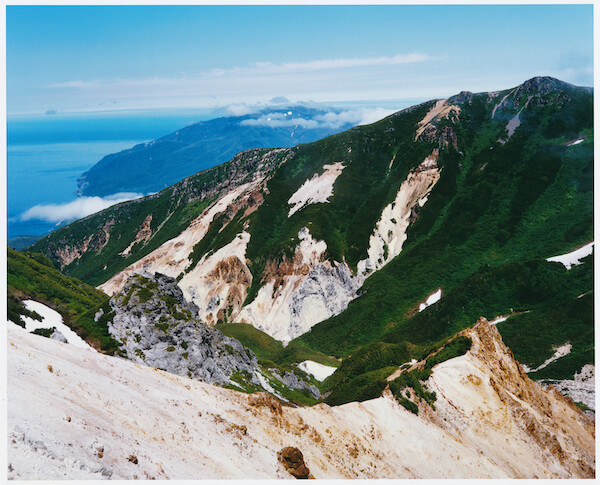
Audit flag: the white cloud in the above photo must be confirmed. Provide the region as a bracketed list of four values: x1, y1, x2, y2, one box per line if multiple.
[210, 53, 433, 77]
[225, 103, 259, 116]
[28, 52, 442, 115]
[20, 192, 144, 223]
[240, 107, 397, 130]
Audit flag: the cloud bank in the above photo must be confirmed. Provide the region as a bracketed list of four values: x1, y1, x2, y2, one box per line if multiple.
[20, 192, 144, 223]
[240, 107, 397, 130]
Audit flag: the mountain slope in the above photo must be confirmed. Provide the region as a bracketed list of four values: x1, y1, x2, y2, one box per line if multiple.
[7, 248, 120, 353]
[29, 77, 593, 391]
[77, 106, 357, 197]
[7, 317, 594, 479]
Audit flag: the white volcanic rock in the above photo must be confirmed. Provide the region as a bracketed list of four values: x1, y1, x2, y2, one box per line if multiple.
[287, 162, 345, 217]
[237, 227, 360, 343]
[7, 317, 594, 479]
[99, 182, 256, 296]
[357, 151, 441, 276]
[179, 232, 252, 325]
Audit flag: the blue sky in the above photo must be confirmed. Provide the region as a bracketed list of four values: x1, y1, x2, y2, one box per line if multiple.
[6, 4, 594, 115]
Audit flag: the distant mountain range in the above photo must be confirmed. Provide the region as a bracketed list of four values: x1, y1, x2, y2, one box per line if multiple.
[77, 105, 359, 197]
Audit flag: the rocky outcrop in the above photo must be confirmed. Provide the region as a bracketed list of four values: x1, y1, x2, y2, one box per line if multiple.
[55, 220, 114, 268]
[425, 318, 595, 478]
[237, 227, 361, 342]
[106, 272, 261, 388]
[120, 214, 153, 257]
[277, 447, 314, 479]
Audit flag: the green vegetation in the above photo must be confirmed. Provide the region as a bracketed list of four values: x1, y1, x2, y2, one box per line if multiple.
[7, 249, 121, 353]
[424, 336, 472, 370]
[216, 322, 284, 362]
[389, 368, 436, 414]
[31, 327, 55, 338]
[497, 291, 594, 380]
[325, 366, 397, 406]
[216, 322, 339, 368]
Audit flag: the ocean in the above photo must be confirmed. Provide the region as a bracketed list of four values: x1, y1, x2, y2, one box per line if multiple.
[7, 110, 216, 240]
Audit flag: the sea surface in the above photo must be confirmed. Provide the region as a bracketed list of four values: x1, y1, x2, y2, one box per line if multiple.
[7, 110, 215, 239]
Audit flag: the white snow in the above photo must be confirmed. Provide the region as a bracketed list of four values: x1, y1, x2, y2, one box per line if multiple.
[287, 162, 345, 217]
[419, 289, 442, 312]
[20, 300, 94, 350]
[522, 343, 572, 373]
[489, 315, 510, 325]
[297, 360, 337, 381]
[567, 138, 584, 146]
[546, 242, 594, 270]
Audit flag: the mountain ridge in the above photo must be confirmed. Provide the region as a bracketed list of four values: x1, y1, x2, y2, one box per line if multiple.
[27, 77, 593, 407]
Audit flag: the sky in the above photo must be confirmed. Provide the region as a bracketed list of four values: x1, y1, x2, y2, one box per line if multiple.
[6, 4, 595, 115]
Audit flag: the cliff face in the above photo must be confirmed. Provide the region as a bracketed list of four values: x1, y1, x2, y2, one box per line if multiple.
[7, 316, 594, 479]
[426, 318, 595, 478]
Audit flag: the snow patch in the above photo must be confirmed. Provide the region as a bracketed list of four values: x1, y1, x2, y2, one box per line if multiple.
[419, 289, 442, 312]
[522, 344, 572, 373]
[288, 162, 345, 217]
[489, 315, 510, 325]
[20, 300, 94, 351]
[297, 361, 337, 381]
[546, 242, 594, 270]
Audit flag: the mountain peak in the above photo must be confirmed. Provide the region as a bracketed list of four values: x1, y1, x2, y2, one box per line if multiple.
[518, 76, 576, 94]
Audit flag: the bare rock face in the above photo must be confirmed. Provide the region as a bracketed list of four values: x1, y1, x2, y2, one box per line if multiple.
[277, 447, 313, 479]
[426, 317, 595, 479]
[106, 272, 261, 388]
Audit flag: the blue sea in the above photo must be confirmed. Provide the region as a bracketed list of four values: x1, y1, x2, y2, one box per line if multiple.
[7, 110, 216, 239]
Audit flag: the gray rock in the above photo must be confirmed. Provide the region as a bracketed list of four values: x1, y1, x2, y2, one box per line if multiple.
[107, 272, 260, 388]
[50, 329, 68, 344]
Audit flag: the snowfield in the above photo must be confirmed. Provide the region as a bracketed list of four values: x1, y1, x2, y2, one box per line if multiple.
[297, 360, 338, 381]
[418, 288, 442, 312]
[18, 300, 94, 350]
[522, 343, 572, 373]
[546, 242, 594, 270]
[7, 319, 594, 479]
